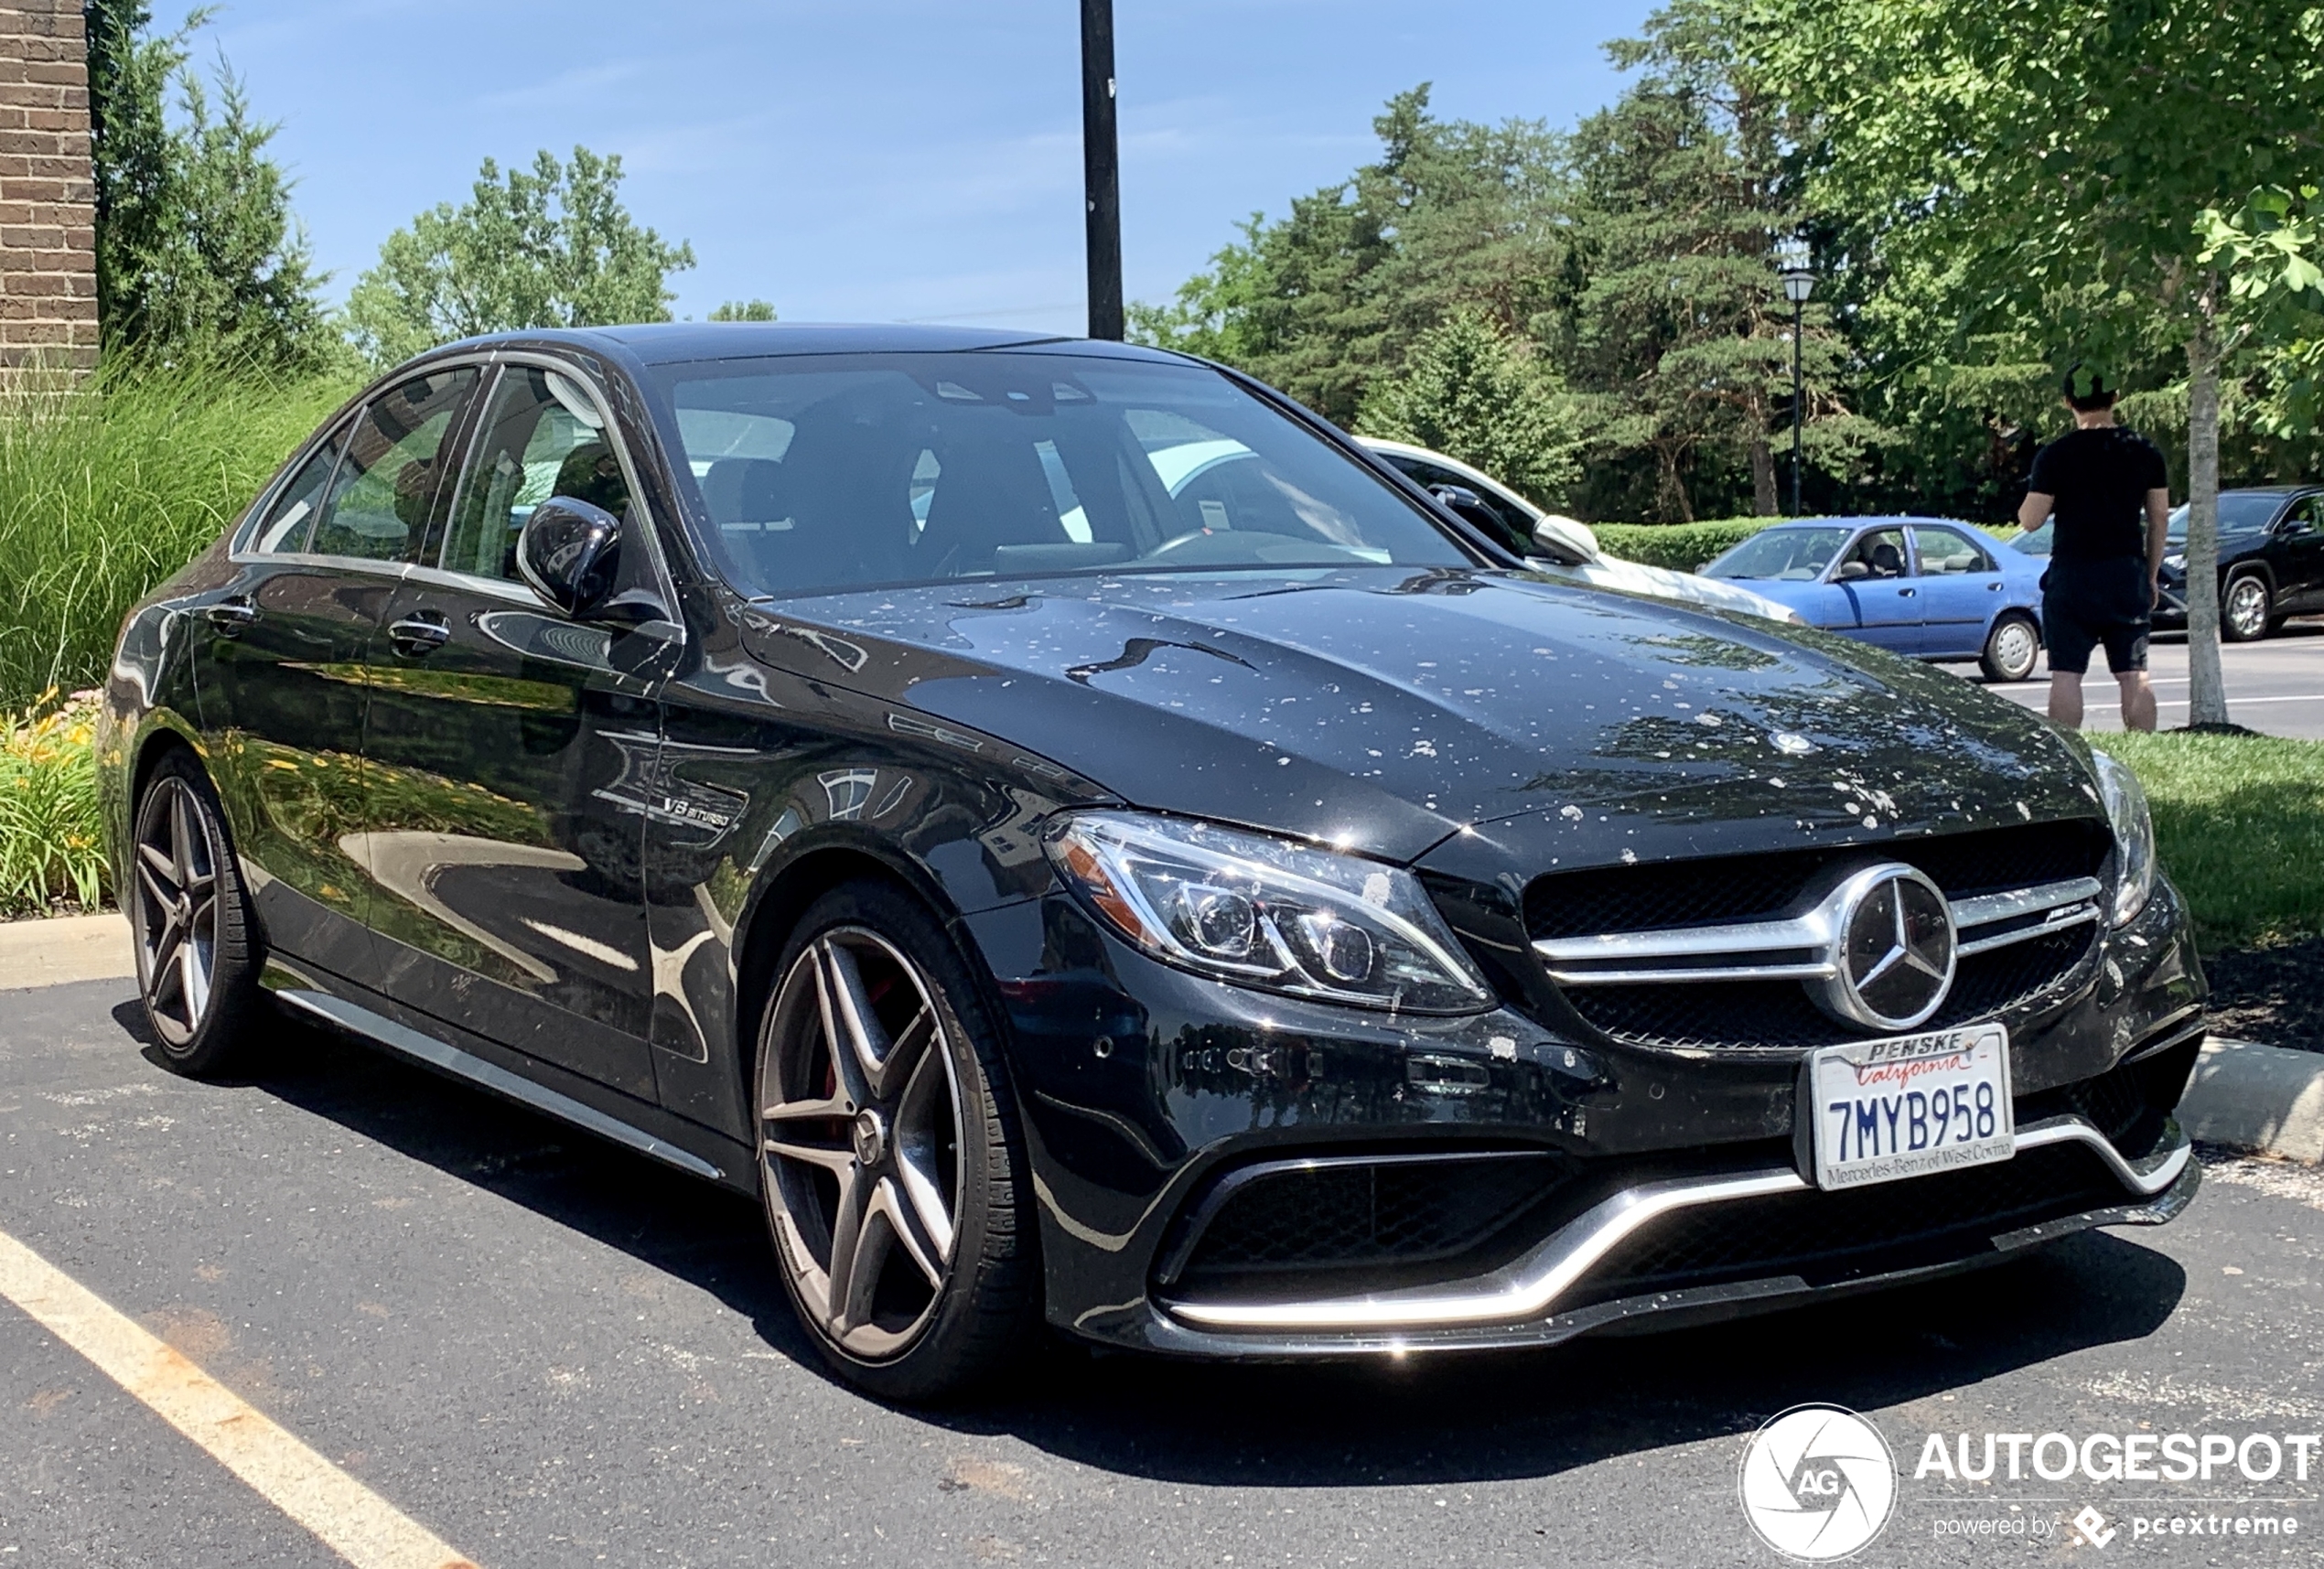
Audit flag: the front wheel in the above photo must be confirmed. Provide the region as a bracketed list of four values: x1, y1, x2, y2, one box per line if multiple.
[130, 749, 264, 1076]
[2223, 572, 2273, 642]
[1979, 613, 2042, 682]
[754, 881, 1037, 1401]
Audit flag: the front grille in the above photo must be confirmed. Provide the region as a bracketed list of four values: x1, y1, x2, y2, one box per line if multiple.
[1525, 821, 2109, 940]
[1566, 1141, 2125, 1308]
[1526, 823, 2109, 1051]
[1167, 1154, 1564, 1288]
[1565, 927, 2094, 1051]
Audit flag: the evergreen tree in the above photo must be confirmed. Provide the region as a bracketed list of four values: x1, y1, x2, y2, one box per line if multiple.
[1358, 308, 1583, 506]
[82, 0, 328, 368]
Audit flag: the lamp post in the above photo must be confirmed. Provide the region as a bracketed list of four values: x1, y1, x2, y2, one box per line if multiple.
[1081, 0, 1123, 341]
[1777, 238, 1814, 515]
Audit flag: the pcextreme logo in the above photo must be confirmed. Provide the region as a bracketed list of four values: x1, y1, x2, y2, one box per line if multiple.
[1738, 1403, 1899, 1561]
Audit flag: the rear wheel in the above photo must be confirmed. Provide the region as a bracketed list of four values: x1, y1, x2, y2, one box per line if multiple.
[1979, 613, 2041, 682]
[130, 750, 264, 1076]
[2223, 571, 2273, 642]
[754, 881, 1036, 1401]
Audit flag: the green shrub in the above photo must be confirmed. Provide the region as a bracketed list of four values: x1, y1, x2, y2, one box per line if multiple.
[0, 360, 359, 709]
[0, 688, 106, 916]
[1593, 516, 1781, 572]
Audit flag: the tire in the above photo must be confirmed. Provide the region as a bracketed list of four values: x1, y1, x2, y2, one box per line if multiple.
[129, 748, 264, 1077]
[1978, 613, 2042, 682]
[753, 879, 1038, 1401]
[2223, 571, 2273, 642]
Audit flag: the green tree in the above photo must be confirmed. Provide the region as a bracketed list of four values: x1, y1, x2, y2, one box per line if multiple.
[708, 299, 778, 321]
[1758, 0, 2324, 724]
[1131, 88, 1565, 425]
[345, 147, 695, 367]
[1357, 308, 1583, 505]
[1556, 1, 1867, 521]
[82, 0, 328, 368]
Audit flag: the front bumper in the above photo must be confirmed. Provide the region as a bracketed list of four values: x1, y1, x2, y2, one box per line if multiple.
[961, 874, 2206, 1358]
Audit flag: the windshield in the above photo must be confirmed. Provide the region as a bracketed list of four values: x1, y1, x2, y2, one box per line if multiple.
[647, 351, 1475, 597]
[2166, 495, 2282, 543]
[1702, 526, 1853, 581]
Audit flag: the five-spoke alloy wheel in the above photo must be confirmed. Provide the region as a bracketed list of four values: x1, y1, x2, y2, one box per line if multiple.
[2223, 571, 2274, 642]
[131, 750, 260, 1074]
[756, 883, 1034, 1399]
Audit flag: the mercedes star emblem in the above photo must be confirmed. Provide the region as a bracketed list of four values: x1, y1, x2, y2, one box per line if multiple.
[1813, 864, 1957, 1031]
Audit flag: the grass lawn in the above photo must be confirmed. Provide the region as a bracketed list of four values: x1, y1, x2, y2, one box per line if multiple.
[2093, 731, 2324, 953]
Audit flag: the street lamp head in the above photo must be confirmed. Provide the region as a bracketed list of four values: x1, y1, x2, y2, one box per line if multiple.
[1775, 235, 1814, 304]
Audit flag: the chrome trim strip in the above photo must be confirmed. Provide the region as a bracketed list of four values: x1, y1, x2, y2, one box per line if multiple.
[1164, 1114, 2187, 1332]
[1953, 877, 2103, 930]
[1534, 874, 2106, 985]
[274, 988, 724, 1182]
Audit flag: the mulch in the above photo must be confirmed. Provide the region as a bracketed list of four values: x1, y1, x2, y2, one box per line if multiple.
[2202, 937, 2324, 1053]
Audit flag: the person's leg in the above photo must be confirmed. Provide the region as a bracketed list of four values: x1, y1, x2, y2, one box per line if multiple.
[2049, 671, 2086, 727]
[2116, 671, 2157, 731]
[2108, 609, 2156, 731]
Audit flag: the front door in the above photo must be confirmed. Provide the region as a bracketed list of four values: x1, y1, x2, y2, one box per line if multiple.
[1831, 527, 1921, 652]
[358, 363, 675, 1100]
[194, 367, 479, 982]
[2276, 495, 2324, 611]
[1908, 524, 2007, 658]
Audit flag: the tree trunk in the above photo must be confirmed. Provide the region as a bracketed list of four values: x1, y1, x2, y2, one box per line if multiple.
[1748, 436, 1778, 516]
[2185, 298, 2231, 729]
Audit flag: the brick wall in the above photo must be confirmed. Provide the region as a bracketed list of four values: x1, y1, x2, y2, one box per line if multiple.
[0, 0, 94, 371]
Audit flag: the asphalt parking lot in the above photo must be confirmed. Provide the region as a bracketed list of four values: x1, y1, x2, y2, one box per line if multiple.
[1942, 619, 2324, 738]
[5, 977, 2322, 1568]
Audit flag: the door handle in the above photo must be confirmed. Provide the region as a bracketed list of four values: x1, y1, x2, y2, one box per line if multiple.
[1987, 581, 2003, 591]
[204, 596, 257, 637]
[1896, 587, 1917, 597]
[387, 612, 451, 658]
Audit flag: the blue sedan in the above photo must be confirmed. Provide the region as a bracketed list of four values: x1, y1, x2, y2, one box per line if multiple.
[1699, 518, 2048, 682]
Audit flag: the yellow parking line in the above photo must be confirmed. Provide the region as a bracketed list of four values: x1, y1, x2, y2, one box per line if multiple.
[0, 1228, 477, 1569]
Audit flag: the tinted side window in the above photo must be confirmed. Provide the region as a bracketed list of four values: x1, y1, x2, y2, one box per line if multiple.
[1383, 456, 1534, 554]
[247, 430, 344, 555]
[440, 367, 629, 582]
[310, 368, 479, 564]
[1915, 526, 1995, 575]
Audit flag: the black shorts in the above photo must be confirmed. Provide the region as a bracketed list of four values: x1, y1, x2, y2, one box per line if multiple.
[2041, 556, 2151, 674]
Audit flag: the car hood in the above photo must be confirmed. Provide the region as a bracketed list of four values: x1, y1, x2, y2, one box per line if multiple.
[738, 566, 2103, 867]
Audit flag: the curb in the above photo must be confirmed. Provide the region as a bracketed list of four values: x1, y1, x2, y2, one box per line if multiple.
[0, 913, 134, 991]
[2178, 1037, 2324, 1166]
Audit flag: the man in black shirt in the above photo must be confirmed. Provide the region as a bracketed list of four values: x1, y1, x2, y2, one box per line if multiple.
[2016, 365, 2171, 730]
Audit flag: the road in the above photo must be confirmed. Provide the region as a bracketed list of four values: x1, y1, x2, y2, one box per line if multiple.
[1941, 618, 2324, 738]
[4, 978, 2321, 1567]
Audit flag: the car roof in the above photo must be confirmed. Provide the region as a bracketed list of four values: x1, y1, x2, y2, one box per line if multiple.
[1756, 516, 1977, 530]
[426, 322, 1189, 368]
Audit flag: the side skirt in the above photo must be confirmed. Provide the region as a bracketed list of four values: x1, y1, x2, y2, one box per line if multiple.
[260, 959, 754, 1194]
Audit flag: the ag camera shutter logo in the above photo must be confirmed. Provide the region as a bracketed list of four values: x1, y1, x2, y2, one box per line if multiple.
[1738, 1403, 1898, 1560]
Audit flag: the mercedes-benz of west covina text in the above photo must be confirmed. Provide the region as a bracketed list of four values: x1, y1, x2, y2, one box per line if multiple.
[97, 326, 2205, 1400]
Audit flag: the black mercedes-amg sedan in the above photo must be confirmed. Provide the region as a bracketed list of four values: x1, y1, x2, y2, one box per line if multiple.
[97, 325, 2206, 1399]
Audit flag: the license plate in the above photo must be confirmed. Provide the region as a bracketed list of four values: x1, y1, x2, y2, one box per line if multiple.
[1804, 1024, 2014, 1190]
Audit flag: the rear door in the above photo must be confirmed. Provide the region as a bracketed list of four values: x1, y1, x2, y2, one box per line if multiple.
[1908, 524, 2007, 658]
[359, 360, 679, 1100]
[194, 366, 479, 983]
[1830, 527, 1922, 652]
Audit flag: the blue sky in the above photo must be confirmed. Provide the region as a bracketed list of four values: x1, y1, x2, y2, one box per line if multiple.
[170, 0, 1658, 338]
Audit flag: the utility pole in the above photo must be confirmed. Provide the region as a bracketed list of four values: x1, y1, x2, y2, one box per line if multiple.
[1081, 0, 1123, 341]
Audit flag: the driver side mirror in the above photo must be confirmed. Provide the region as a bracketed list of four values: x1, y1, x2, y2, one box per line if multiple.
[516, 495, 624, 618]
[1426, 483, 1507, 537]
[1530, 514, 1600, 567]
[1834, 560, 1870, 582]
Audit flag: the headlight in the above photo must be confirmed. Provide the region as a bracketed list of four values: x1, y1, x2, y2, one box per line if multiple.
[1046, 811, 1494, 1014]
[2091, 752, 2155, 926]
